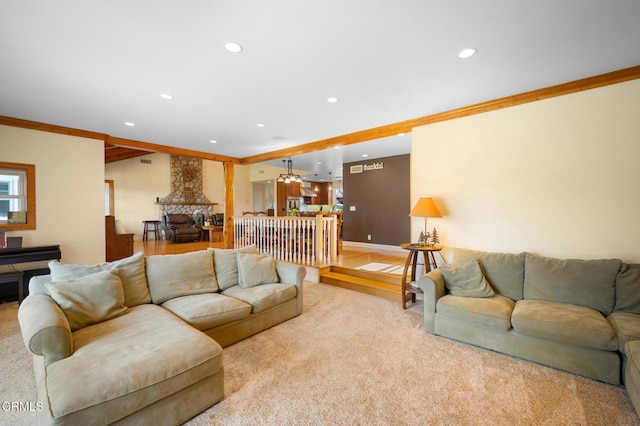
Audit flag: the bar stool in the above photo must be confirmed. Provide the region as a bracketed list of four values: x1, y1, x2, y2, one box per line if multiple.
[0, 271, 24, 304]
[142, 220, 162, 241]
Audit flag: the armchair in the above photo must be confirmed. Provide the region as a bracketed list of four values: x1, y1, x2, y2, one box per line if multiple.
[162, 214, 202, 243]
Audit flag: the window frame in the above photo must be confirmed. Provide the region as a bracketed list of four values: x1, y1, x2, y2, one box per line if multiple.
[0, 162, 36, 230]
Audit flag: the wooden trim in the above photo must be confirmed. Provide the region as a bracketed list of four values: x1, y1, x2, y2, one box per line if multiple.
[0, 116, 107, 141]
[223, 162, 234, 249]
[0, 162, 36, 231]
[105, 180, 115, 216]
[154, 202, 218, 206]
[239, 64, 640, 164]
[105, 136, 240, 163]
[2, 65, 640, 165]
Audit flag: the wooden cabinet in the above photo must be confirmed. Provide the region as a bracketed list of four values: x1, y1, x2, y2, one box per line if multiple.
[286, 182, 300, 197]
[276, 181, 300, 216]
[310, 182, 332, 205]
[105, 216, 134, 262]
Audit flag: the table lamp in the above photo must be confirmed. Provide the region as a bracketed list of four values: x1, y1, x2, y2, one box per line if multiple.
[409, 197, 442, 245]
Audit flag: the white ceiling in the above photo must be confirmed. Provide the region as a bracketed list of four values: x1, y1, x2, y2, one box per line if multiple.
[1, 1, 640, 180]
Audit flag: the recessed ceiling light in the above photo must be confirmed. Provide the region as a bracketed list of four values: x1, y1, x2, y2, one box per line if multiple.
[125, 122, 135, 127]
[458, 48, 477, 59]
[333, 146, 340, 149]
[210, 140, 217, 144]
[316, 162, 322, 165]
[160, 93, 174, 100]
[362, 154, 369, 158]
[224, 42, 243, 53]
[327, 97, 338, 103]
[256, 123, 265, 128]
[397, 133, 405, 136]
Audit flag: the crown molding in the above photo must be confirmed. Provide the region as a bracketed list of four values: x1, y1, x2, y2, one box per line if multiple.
[239, 64, 640, 164]
[3, 64, 639, 165]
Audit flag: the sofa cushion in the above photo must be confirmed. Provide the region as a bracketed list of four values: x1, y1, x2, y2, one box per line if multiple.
[222, 283, 297, 314]
[625, 341, 640, 408]
[512, 299, 617, 351]
[237, 252, 279, 288]
[523, 253, 621, 315]
[44, 269, 128, 331]
[208, 245, 258, 291]
[450, 248, 525, 301]
[615, 264, 640, 315]
[607, 311, 640, 356]
[436, 294, 514, 331]
[162, 293, 252, 330]
[440, 259, 495, 298]
[146, 250, 217, 304]
[45, 304, 222, 423]
[49, 251, 151, 307]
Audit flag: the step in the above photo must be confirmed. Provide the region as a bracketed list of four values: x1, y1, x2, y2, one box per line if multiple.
[320, 270, 402, 302]
[328, 265, 405, 285]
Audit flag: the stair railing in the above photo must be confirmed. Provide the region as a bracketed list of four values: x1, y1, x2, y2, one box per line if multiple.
[233, 215, 337, 266]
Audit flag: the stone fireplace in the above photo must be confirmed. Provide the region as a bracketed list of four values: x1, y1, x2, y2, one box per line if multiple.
[158, 156, 215, 217]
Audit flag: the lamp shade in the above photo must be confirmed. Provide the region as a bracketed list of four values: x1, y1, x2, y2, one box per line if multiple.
[410, 198, 442, 218]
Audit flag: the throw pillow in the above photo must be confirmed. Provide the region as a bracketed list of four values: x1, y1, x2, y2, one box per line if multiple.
[237, 252, 279, 288]
[48, 251, 151, 307]
[209, 245, 259, 291]
[440, 259, 495, 298]
[615, 263, 640, 315]
[145, 250, 218, 304]
[45, 269, 128, 331]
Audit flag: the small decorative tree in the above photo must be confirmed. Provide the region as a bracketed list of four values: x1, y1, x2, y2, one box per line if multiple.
[431, 227, 440, 245]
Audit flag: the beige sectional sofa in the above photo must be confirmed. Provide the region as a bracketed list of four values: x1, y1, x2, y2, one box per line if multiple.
[18, 247, 305, 425]
[418, 247, 640, 413]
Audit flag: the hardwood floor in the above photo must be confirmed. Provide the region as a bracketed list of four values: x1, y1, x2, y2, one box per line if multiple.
[134, 239, 407, 270]
[135, 238, 410, 302]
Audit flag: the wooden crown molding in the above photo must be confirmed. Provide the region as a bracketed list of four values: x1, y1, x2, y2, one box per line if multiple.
[0, 116, 107, 141]
[3, 64, 639, 164]
[239, 64, 640, 164]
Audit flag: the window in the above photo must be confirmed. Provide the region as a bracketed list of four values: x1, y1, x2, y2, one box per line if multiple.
[0, 162, 36, 230]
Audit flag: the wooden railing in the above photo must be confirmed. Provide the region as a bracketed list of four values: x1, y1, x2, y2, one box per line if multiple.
[233, 215, 338, 265]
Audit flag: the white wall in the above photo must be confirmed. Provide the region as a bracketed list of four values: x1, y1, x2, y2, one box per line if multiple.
[234, 165, 253, 216]
[411, 79, 640, 263]
[1, 125, 105, 264]
[105, 154, 229, 239]
[203, 160, 225, 214]
[104, 153, 171, 239]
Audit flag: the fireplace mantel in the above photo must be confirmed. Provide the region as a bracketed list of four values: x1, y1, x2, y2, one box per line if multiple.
[155, 202, 218, 206]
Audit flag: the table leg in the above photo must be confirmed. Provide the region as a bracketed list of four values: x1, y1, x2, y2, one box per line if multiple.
[401, 251, 413, 310]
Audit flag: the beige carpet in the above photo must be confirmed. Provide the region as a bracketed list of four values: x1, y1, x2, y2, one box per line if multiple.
[2, 283, 640, 425]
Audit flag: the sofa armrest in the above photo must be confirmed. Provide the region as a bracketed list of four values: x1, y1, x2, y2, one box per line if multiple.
[276, 261, 306, 314]
[18, 295, 73, 366]
[417, 269, 446, 334]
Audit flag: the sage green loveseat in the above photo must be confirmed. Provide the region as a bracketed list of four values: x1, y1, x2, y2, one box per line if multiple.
[18, 247, 305, 425]
[418, 247, 640, 391]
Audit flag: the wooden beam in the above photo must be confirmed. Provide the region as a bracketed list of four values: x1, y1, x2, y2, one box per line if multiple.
[238, 64, 640, 164]
[3, 64, 640, 166]
[104, 146, 151, 163]
[223, 161, 235, 249]
[106, 136, 240, 163]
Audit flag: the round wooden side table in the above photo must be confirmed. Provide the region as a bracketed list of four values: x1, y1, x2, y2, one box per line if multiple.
[400, 243, 442, 309]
